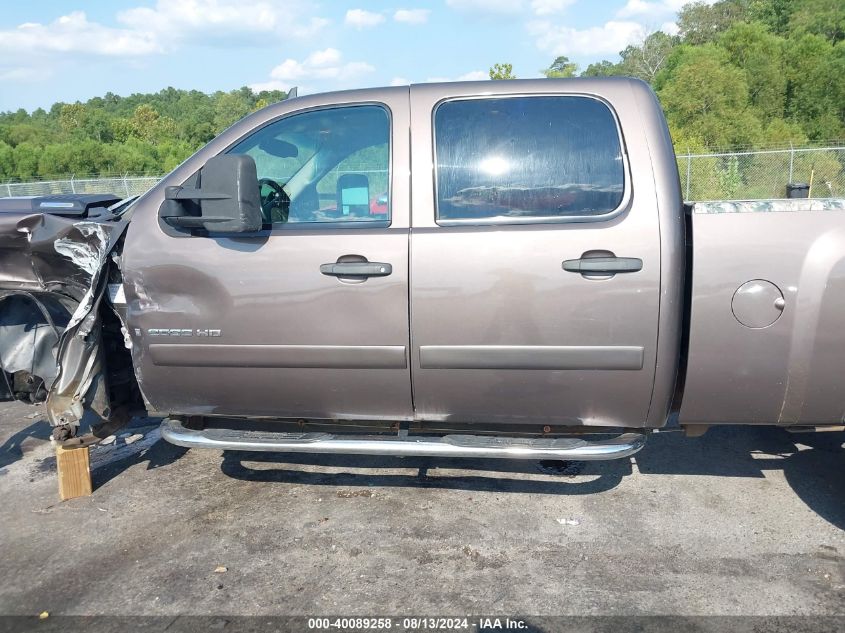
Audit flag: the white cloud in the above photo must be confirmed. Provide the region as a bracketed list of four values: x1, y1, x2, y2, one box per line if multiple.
[614, 1, 714, 39]
[530, 0, 575, 16]
[393, 9, 431, 24]
[390, 76, 410, 86]
[661, 20, 680, 35]
[119, 1, 275, 37]
[307, 48, 343, 66]
[527, 19, 648, 56]
[617, 0, 662, 18]
[0, 11, 161, 58]
[251, 48, 375, 92]
[616, 0, 714, 19]
[295, 17, 331, 38]
[0, 67, 43, 82]
[344, 9, 385, 28]
[0, 1, 328, 61]
[448, 0, 578, 20]
[118, 0, 328, 41]
[249, 80, 293, 92]
[0, 1, 332, 83]
[446, 0, 525, 15]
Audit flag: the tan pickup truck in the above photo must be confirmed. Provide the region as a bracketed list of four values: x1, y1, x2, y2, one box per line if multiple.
[1, 78, 844, 462]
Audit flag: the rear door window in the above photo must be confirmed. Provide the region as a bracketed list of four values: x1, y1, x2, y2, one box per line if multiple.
[434, 96, 625, 224]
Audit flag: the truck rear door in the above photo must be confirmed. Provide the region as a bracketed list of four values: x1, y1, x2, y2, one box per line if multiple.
[408, 81, 665, 428]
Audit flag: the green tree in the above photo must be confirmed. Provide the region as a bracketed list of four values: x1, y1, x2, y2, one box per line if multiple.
[783, 35, 845, 140]
[213, 91, 251, 132]
[658, 45, 763, 147]
[82, 109, 114, 143]
[674, 135, 724, 200]
[716, 156, 742, 198]
[0, 85, 291, 181]
[125, 104, 178, 143]
[747, 0, 796, 35]
[59, 103, 87, 133]
[677, 0, 748, 45]
[12, 142, 40, 180]
[36, 144, 71, 177]
[489, 63, 516, 80]
[580, 60, 620, 77]
[760, 118, 808, 146]
[719, 22, 786, 120]
[110, 117, 134, 144]
[788, 0, 845, 44]
[130, 104, 161, 142]
[0, 141, 14, 179]
[617, 31, 679, 83]
[542, 56, 578, 78]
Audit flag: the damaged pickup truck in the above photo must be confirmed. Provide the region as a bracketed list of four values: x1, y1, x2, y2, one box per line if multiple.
[2, 77, 844, 462]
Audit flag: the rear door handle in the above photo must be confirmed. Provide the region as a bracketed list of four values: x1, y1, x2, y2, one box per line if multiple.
[320, 262, 393, 277]
[562, 256, 643, 274]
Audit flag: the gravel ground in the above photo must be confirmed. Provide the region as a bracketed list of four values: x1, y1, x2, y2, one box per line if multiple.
[0, 399, 842, 623]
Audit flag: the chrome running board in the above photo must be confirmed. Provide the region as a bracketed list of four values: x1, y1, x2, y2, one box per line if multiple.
[160, 418, 646, 461]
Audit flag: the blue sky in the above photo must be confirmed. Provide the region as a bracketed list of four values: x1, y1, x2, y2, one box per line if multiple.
[0, 1, 694, 112]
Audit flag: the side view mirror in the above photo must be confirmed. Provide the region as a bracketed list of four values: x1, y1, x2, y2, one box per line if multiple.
[162, 155, 262, 233]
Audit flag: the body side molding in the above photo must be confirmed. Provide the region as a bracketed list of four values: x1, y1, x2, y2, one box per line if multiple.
[418, 345, 644, 370]
[149, 344, 407, 369]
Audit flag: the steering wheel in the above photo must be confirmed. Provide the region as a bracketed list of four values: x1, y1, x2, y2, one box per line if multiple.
[258, 178, 289, 223]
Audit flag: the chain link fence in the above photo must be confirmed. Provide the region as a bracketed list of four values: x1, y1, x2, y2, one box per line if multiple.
[3, 146, 844, 202]
[0, 175, 160, 199]
[677, 145, 845, 201]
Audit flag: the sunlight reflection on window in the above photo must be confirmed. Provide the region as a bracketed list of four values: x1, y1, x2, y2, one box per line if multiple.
[478, 156, 510, 176]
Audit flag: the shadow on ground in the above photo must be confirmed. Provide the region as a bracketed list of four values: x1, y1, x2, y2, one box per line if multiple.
[220, 449, 629, 495]
[91, 419, 188, 489]
[5, 410, 842, 530]
[637, 426, 845, 529]
[0, 419, 52, 469]
[218, 425, 845, 529]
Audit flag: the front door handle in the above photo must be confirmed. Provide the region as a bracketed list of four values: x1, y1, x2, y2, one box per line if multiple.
[562, 256, 643, 274]
[320, 262, 393, 277]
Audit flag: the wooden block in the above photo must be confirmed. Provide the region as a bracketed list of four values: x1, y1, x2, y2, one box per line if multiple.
[56, 444, 92, 501]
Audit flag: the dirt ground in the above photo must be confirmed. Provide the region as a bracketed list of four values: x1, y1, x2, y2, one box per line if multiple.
[0, 399, 843, 624]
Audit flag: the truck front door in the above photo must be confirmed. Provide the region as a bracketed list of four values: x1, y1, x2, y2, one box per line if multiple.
[408, 83, 664, 428]
[122, 92, 413, 421]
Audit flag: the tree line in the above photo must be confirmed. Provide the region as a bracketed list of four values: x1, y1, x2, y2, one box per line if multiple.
[1, 0, 843, 184]
[0, 87, 286, 181]
[497, 0, 844, 154]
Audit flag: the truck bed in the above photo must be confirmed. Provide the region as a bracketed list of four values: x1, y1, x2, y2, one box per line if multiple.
[680, 198, 845, 426]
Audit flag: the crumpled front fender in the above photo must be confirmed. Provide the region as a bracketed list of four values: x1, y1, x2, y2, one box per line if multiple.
[0, 211, 132, 430]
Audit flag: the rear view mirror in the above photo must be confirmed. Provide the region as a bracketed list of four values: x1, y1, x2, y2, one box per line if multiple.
[163, 155, 262, 233]
[257, 137, 298, 158]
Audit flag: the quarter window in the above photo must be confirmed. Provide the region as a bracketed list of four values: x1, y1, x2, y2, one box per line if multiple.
[227, 105, 390, 225]
[434, 96, 625, 223]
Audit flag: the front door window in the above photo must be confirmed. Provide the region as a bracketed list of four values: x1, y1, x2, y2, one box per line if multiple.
[227, 105, 390, 225]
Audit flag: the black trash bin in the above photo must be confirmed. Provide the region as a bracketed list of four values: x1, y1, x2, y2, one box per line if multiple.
[786, 183, 810, 198]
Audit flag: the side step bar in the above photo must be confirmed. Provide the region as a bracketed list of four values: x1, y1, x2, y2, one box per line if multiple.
[160, 418, 646, 461]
